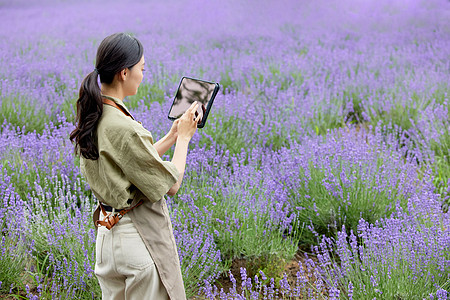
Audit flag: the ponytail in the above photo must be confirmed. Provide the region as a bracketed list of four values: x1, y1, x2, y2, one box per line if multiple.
[70, 70, 103, 160]
[70, 33, 144, 160]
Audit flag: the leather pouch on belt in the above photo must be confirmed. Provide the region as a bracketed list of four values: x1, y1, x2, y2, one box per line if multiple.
[95, 201, 143, 230]
[96, 214, 121, 230]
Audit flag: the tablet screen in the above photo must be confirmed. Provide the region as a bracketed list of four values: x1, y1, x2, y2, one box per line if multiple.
[168, 77, 217, 124]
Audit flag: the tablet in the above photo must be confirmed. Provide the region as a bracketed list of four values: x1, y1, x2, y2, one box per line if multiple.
[168, 77, 220, 128]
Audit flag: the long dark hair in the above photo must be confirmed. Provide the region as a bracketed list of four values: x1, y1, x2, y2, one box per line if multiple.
[70, 33, 144, 160]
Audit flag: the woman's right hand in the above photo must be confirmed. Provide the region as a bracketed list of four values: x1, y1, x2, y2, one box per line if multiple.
[177, 101, 201, 141]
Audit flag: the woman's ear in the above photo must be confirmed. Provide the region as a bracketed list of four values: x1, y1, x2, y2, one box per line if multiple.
[118, 68, 128, 81]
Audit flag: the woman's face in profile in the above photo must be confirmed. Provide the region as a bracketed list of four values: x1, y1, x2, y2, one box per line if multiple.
[125, 55, 145, 96]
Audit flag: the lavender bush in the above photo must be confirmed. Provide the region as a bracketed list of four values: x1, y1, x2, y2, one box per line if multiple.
[310, 189, 450, 299]
[170, 148, 302, 280]
[0, 163, 29, 294]
[202, 190, 450, 299]
[283, 125, 425, 244]
[169, 194, 223, 298]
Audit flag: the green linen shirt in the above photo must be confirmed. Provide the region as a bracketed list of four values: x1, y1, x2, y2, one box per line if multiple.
[80, 96, 179, 209]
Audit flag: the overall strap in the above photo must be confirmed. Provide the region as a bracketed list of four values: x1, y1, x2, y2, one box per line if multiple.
[96, 95, 142, 230]
[102, 97, 133, 119]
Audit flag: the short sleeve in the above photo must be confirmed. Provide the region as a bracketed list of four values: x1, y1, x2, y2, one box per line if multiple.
[119, 130, 179, 203]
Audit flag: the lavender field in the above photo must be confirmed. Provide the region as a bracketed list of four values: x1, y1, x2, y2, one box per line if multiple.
[1, 0, 450, 299]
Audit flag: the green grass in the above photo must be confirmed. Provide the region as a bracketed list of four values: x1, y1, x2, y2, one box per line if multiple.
[289, 156, 410, 245]
[173, 170, 302, 285]
[24, 176, 100, 299]
[0, 236, 26, 294]
[378, 101, 419, 133]
[430, 130, 450, 211]
[220, 69, 240, 93]
[171, 206, 224, 299]
[0, 91, 78, 134]
[59, 96, 77, 124]
[29, 222, 100, 299]
[0, 147, 98, 298]
[322, 220, 450, 299]
[310, 110, 345, 136]
[342, 89, 365, 124]
[215, 209, 300, 263]
[0, 149, 82, 208]
[0, 95, 51, 134]
[258, 65, 305, 91]
[199, 112, 292, 156]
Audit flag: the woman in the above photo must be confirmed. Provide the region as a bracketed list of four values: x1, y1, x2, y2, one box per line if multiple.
[70, 33, 198, 299]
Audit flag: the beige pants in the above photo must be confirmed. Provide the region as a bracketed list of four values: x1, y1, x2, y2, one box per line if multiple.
[95, 212, 169, 300]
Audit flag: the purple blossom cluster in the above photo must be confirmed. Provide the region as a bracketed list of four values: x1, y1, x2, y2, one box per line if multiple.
[311, 189, 450, 299]
[202, 192, 450, 299]
[169, 193, 222, 298]
[1, 1, 449, 137]
[0, 120, 225, 297]
[179, 124, 427, 245]
[1, 0, 450, 299]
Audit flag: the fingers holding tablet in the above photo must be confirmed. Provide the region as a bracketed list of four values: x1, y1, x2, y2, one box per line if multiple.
[177, 101, 200, 140]
[201, 103, 206, 116]
[192, 103, 203, 124]
[188, 101, 198, 113]
[194, 104, 206, 122]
